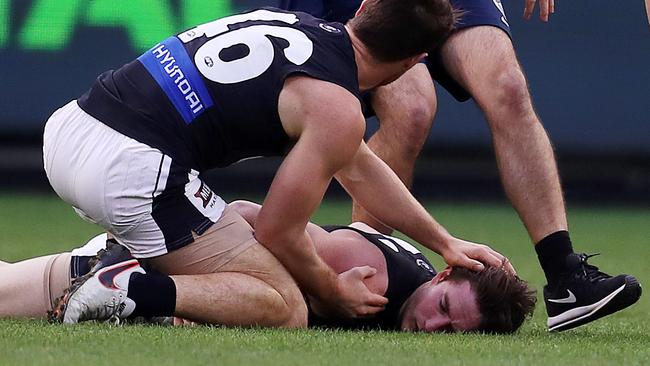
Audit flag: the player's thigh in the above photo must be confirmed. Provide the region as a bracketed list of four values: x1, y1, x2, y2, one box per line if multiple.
[371, 63, 436, 136]
[440, 26, 521, 100]
[218, 241, 308, 324]
[219, 241, 302, 303]
[146, 208, 306, 315]
[144, 205, 259, 275]
[143, 207, 299, 296]
[0, 253, 71, 318]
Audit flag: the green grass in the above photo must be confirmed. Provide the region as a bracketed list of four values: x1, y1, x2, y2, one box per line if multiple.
[1, 194, 649, 365]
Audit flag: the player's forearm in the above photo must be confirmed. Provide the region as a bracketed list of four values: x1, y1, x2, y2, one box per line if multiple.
[336, 144, 452, 253]
[255, 229, 340, 302]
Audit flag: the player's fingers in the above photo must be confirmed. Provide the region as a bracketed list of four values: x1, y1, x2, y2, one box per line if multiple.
[550, 0, 555, 14]
[356, 304, 387, 317]
[366, 293, 389, 307]
[354, 265, 378, 279]
[485, 249, 517, 275]
[475, 247, 518, 275]
[502, 257, 517, 276]
[540, 0, 550, 22]
[472, 247, 503, 269]
[523, 0, 537, 20]
[174, 317, 195, 326]
[457, 256, 486, 272]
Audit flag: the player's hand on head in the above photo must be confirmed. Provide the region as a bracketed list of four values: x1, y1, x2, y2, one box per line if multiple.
[333, 266, 389, 318]
[440, 237, 517, 275]
[524, 0, 555, 22]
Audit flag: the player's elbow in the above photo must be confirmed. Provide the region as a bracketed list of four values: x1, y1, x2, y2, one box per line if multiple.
[254, 222, 295, 253]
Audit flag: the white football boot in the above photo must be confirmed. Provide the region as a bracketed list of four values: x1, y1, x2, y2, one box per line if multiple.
[50, 241, 144, 324]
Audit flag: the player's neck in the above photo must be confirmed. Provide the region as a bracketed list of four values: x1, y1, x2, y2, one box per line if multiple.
[345, 26, 400, 91]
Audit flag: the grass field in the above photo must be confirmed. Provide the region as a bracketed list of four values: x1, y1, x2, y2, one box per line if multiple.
[0, 194, 648, 365]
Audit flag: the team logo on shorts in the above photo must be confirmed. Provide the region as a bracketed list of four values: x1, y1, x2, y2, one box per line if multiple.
[194, 181, 214, 209]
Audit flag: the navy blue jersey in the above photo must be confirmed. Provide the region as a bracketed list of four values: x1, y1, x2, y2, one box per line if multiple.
[78, 8, 360, 170]
[313, 225, 437, 330]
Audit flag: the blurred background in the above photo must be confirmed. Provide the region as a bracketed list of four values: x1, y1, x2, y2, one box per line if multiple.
[0, 0, 648, 204]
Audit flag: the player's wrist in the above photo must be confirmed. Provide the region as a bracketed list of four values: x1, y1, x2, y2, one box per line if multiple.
[310, 261, 344, 303]
[426, 226, 454, 255]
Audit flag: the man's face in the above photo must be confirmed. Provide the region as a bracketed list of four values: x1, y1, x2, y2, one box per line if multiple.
[400, 274, 481, 333]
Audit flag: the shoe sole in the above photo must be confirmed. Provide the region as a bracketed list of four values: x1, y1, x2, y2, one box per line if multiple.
[548, 276, 642, 332]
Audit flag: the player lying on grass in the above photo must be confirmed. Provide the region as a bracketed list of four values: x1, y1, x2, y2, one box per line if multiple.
[232, 200, 535, 332]
[0, 201, 535, 333]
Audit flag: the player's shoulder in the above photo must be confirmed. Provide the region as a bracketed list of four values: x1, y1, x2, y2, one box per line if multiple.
[282, 75, 360, 108]
[279, 75, 364, 137]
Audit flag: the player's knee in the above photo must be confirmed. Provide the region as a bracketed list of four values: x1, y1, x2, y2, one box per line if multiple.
[283, 295, 308, 328]
[490, 67, 532, 120]
[274, 285, 308, 328]
[406, 98, 436, 134]
[262, 272, 307, 328]
[396, 98, 436, 155]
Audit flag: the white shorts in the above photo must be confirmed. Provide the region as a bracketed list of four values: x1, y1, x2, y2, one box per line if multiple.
[43, 100, 226, 258]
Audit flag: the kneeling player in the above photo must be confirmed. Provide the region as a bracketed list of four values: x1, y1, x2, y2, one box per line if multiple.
[0, 201, 535, 333]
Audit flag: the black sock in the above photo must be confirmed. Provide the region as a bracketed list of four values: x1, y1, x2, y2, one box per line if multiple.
[127, 272, 177, 318]
[535, 230, 575, 286]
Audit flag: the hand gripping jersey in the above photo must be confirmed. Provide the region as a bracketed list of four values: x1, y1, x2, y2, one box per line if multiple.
[313, 226, 437, 330]
[77, 8, 360, 170]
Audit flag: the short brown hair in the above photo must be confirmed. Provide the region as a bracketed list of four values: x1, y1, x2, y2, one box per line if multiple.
[347, 0, 458, 62]
[447, 266, 537, 334]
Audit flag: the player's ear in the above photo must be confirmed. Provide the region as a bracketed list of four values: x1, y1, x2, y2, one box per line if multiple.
[432, 266, 453, 284]
[355, 0, 370, 17]
[403, 53, 427, 70]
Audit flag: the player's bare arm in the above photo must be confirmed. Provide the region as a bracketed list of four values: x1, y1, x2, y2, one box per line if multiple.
[334, 141, 514, 274]
[255, 75, 388, 318]
[233, 199, 388, 305]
